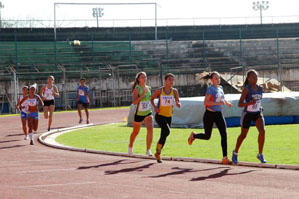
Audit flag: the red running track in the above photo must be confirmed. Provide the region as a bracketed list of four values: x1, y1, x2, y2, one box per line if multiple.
[0, 108, 299, 199]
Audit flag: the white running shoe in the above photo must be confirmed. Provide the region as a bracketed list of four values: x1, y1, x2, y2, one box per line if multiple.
[24, 136, 29, 140]
[128, 147, 134, 156]
[146, 149, 153, 156]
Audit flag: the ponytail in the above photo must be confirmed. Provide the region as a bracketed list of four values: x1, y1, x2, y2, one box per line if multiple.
[196, 71, 220, 86]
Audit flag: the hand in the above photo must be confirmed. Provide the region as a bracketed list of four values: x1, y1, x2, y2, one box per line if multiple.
[227, 103, 233, 108]
[248, 99, 256, 105]
[176, 102, 181, 108]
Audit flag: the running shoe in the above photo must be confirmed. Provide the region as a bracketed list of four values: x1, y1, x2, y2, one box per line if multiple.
[79, 118, 83, 124]
[188, 132, 195, 145]
[48, 127, 51, 131]
[232, 150, 238, 165]
[155, 152, 162, 163]
[86, 120, 89, 124]
[24, 135, 29, 140]
[146, 149, 153, 156]
[257, 153, 267, 163]
[222, 157, 232, 165]
[30, 140, 34, 145]
[128, 146, 134, 156]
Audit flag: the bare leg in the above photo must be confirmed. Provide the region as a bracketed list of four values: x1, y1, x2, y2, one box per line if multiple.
[84, 107, 89, 121]
[21, 118, 27, 136]
[48, 105, 55, 129]
[77, 104, 82, 120]
[234, 128, 249, 153]
[144, 115, 153, 150]
[255, 117, 265, 154]
[129, 122, 142, 148]
[43, 106, 49, 119]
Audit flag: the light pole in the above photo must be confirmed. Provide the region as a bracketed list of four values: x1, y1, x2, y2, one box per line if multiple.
[252, 1, 269, 24]
[92, 7, 104, 28]
[0, 1, 4, 28]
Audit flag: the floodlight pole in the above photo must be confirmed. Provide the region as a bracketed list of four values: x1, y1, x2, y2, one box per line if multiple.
[252, 1, 269, 24]
[54, 2, 158, 40]
[0, 2, 4, 29]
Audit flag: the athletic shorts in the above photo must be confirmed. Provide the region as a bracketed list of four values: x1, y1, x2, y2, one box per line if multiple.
[43, 99, 55, 107]
[134, 113, 152, 123]
[21, 111, 27, 119]
[77, 100, 89, 108]
[28, 112, 39, 120]
[241, 111, 263, 129]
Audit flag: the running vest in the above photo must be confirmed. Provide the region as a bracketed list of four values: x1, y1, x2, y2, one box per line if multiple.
[245, 85, 263, 112]
[205, 85, 225, 112]
[135, 85, 151, 116]
[28, 95, 38, 107]
[157, 87, 174, 117]
[44, 85, 55, 100]
[19, 95, 28, 113]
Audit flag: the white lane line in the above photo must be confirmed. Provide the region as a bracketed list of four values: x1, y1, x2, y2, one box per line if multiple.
[16, 168, 77, 174]
[21, 181, 97, 188]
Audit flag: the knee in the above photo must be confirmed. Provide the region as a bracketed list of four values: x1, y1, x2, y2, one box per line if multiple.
[239, 133, 247, 139]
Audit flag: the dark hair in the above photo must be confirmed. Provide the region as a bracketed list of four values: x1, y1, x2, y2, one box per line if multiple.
[132, 72, 146, 92]
[243, 69, 258, 88]
[196, 71, 220, 86]
[80, 78, 86, 82]
[164, 73, 175, 80]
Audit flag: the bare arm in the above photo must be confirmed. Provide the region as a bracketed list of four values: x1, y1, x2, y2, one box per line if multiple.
[19, 96, 28, 105]
[40, 85, 45, 100]
[173, 88, 181, 108]
[204, 94, 225, 106]
[36, 95, 44, 107]
[150, 89, 161, 113]
[54, 85, 59, 98]
[238, 88, 255, 107]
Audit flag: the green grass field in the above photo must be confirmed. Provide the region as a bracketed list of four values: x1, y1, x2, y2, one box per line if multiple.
[56, 123, 299, 165]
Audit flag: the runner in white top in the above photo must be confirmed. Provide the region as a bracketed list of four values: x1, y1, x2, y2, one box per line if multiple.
[40, 75, 59, 131]
[16, 86, 29, 140]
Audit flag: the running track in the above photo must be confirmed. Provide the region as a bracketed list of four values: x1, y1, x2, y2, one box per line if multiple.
[0, 108, 299, 199]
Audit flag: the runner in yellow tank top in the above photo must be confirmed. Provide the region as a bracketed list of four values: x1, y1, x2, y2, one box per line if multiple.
[151, 73, 181, 163]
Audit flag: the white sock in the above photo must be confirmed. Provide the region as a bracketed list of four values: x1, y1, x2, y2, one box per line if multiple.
[29, 133, 34, 140]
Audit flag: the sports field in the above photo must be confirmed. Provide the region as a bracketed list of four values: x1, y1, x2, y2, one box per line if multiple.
[56, 123, 299, 165]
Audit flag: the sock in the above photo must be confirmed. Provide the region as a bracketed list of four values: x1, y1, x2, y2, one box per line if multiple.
[29, 133, 34, 140]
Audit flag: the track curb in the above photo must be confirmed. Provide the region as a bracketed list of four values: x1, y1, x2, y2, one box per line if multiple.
[38, 124, 299, 170]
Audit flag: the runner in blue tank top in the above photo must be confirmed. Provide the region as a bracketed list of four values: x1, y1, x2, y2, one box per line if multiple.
[232, 69, 267, 164]
[188, 71, 233, 165]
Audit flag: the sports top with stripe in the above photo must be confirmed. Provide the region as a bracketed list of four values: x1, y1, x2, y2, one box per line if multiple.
[244, 85, 263, 112]
[19, 95, 29, 113]
[135, 85, 151, 116]
[157, 87, 174, 117]
[27, 95, 38, 107]
[44, 85, 55, 100]
[205, 85, 225, 112]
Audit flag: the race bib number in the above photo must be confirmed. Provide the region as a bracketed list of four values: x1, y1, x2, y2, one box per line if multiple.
[161, 96, 174, 106]
[247, 100, 261, 112]
[138, 101, 150, 112]
[79, 89, 85, 96]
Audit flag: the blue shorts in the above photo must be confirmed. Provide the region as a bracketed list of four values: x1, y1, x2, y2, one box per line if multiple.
[21, 111, 28, 119]
[28, 112, 39, 120]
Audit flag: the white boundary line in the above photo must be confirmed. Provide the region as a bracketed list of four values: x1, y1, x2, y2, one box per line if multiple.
[38, 124, 299, 170]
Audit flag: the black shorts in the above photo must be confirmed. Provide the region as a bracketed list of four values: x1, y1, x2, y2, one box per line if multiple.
[241, 111, 263, 129]
[134, 113, 152, 123]
[77, 101, 89, 108]
[43, 100, 55, 107]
